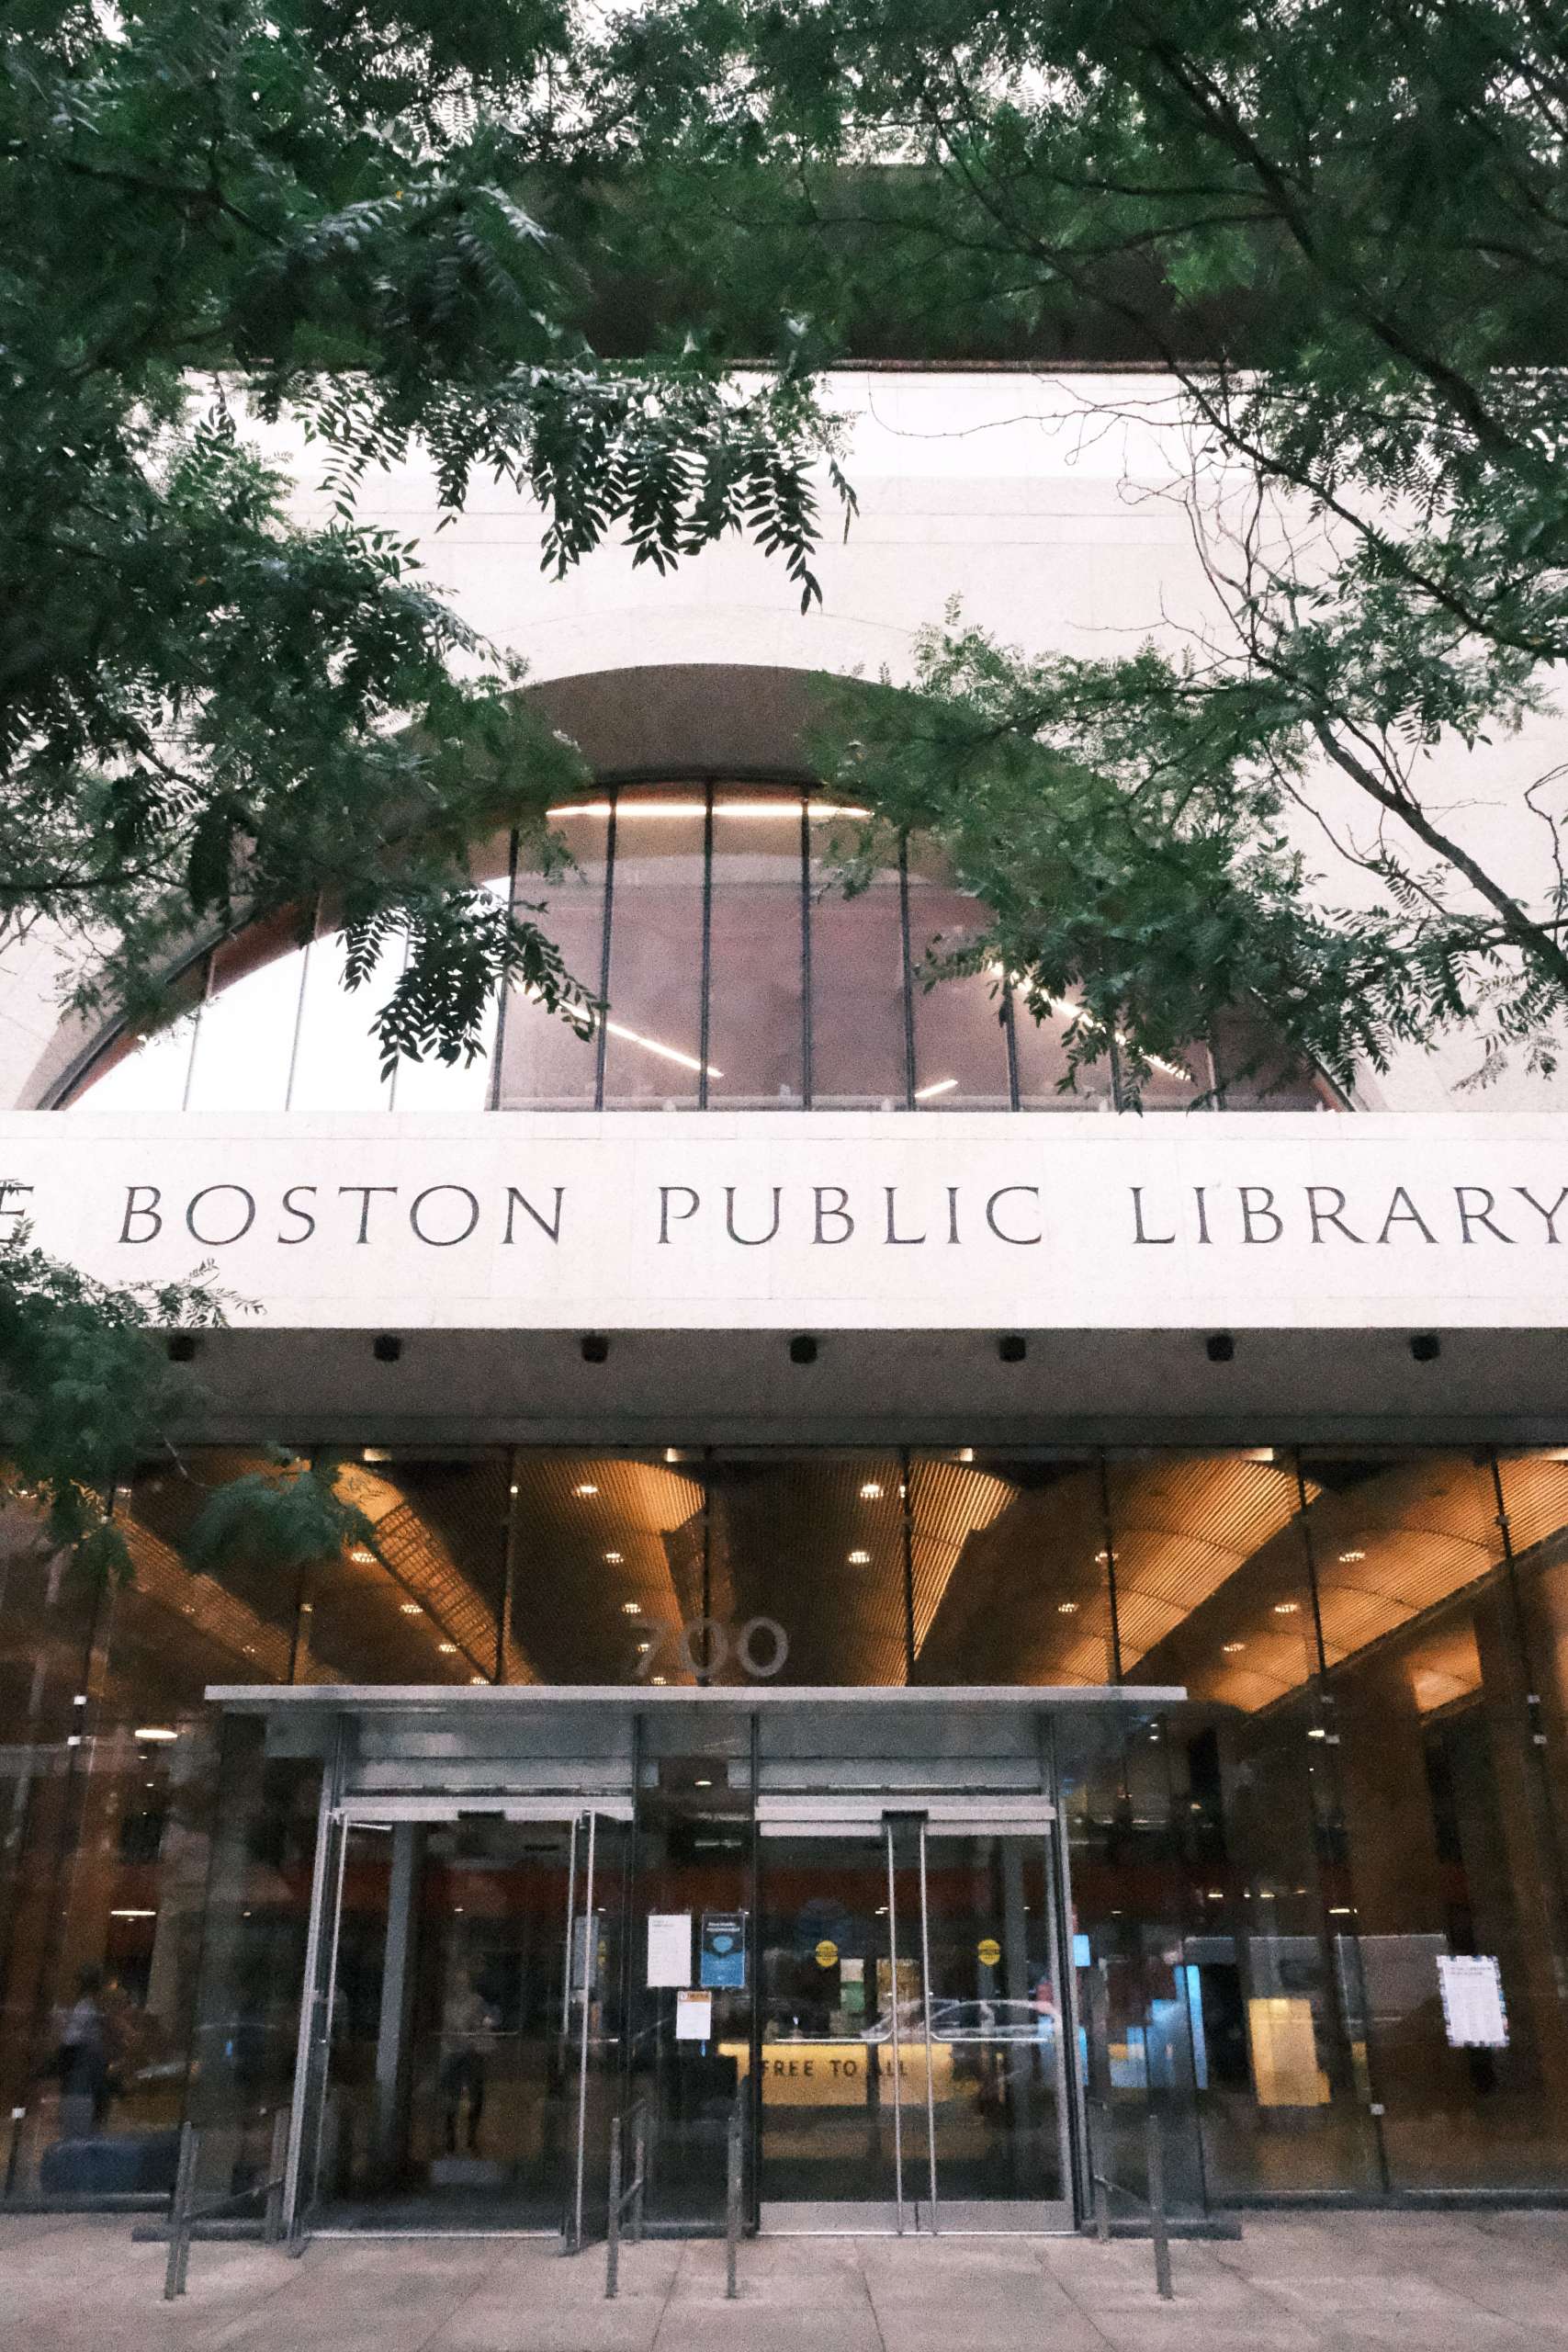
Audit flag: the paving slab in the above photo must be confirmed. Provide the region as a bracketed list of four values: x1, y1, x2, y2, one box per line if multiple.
[6, 2211, 1568, 2352]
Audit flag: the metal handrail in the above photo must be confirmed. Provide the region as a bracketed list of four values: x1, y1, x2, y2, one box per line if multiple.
[163, 2112, 291, 2301]
[603, 2098, 650, 2299]
[1085, 2098, 1174, 2301]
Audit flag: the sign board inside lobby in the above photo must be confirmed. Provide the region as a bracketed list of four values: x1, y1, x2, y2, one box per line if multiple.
[6, 1111, 1568, 1331]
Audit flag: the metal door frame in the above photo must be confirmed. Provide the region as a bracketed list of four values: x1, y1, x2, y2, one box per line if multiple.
[757, 1797, 1074, 2236]
[285, 1789, 629, 2241]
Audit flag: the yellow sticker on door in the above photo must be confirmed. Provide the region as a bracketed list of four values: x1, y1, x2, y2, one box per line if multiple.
[814, 1939, 839, 1968]
[976, 1937, 1001, 1967]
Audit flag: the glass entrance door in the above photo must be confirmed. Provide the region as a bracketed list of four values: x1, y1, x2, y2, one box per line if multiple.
[288, 1804, 626, 2237]
[758, 1807, 1074, 2233]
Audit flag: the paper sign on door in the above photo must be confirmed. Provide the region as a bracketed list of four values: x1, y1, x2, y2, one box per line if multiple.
[676, 1989, 713, 2041]
[1438, 1953, 1509, 2047]
[647, 1912, 692, 1988]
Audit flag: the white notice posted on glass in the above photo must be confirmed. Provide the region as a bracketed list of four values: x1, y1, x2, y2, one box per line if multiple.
[675, 1989, 713, 2041]
[1437, 1953, 1509, 2047]
[647, 1912, 693, 1988]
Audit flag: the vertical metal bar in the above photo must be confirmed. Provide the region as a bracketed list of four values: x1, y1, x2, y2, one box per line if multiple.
[1097, 1455, 1123, 1685]
[1002, 986, 1021, 1112]
[1146, 2109, 1173, 2300]
[561, 1815, 580, 2036]
[593, 794, 617, 1110]
[497, 1448, 521, 1684]
[747, 1712, 762, 2233]
[488, 831, 520, 1112]
[604, 2114, 622, 2298]
[573, 1811, 598, 2254]
[698, 1452, 713, 1687]
[917, 1820, 940, 2232]
[900, 1452, 917, 1686]
[726, 2099, 741, 2299]
[897, 836, 916, 1111]
[1044, 1824, 1078, 2220]
[283, 931, 311, 1111]
[283, 1721, 344, 2239]
[265, 2106, 289, 2245]
[302, 1803, 351, 2225]
[164, 2120, 196, 2300]
[698, 786, 715, 1110]
[633, 2103, 647, 2241]
[886, 1823, 906, 2234]
[799, 793, 813, 1109]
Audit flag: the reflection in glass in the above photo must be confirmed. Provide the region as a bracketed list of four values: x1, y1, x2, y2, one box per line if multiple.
[905, 875, 1010, 1110]
[809, 816, 908, 1109]
[64, 786, 1338, 1117]
[600, 793, 706, 1109]
[706, 797, 805, 1106]
[497, 815, 606, 1109]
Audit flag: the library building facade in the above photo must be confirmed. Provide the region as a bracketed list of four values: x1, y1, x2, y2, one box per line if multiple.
[4, 377, 1568, 2239]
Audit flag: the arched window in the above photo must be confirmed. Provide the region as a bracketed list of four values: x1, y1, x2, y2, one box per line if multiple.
[62, 785, 1341, 1114]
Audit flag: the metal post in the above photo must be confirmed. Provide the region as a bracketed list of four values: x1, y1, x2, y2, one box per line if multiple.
[1091, 2103, 1110, 2245]
[604, 2114, 623, 2300]
[1146, 2109, 1174, 2301]
[886, 1825, 905, 2233]
[164, 2121, 196, 2301]
[632, 2103, 647, 2243]
[265, 2107, 289, 2245]
[572, 1811, 597, 2256]
[917, 1822, 939, 2233]
[726, 2098, 742, 2300]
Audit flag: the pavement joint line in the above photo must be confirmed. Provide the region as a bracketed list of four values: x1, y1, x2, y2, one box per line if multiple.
[647, 2233, 687, 2350]
[853, 2240, 892, 2352]
[410, 2234, 513, 2352]
[1033, 2238, 1120, 2348]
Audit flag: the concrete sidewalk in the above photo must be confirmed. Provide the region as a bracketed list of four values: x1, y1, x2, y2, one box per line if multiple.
[6, 2210, 1568, 2351]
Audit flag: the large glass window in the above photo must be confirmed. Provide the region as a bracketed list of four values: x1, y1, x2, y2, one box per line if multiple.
[63, 785, 1340, 1115]
[11, 1443, 1564, 2213]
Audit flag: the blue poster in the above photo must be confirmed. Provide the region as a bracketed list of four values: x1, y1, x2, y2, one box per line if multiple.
[700, 1911, 747, 1990]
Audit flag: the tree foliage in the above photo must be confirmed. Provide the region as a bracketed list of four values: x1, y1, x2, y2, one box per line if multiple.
[0, 0, 847, 1563]
[0, 1223, 231, 1577]
[1, 0, 846, 1066]
[600, 0, 1568, 1093]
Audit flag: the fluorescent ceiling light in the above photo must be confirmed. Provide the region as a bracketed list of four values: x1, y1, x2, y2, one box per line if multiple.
[110, 1908, 157, 1920]
[546, 801, 871, 820]
[602, 1016, 720, 1079]
[134, 1726, 178, 1742]
[914, 1076, 958, 1100]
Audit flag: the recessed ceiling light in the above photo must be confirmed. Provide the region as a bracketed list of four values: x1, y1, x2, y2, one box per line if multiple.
[574, 1483, 599, 1497]
[1094, 1550, 1110, 1565]
[860, 1482, 884, 1499]
[651, 1675, 668, 1686]
[400, 1601, 423, 1615]
[350, 1546, 376, 1564]
[469, 1675, 487, 1685]
[621, 1600, 642, 1615]
[848, 1549, 871, 1564]
[437, 1642, 458, 1655]
[1057, 1601, 1079, 1614]
[1274, 1600, 1301, 1614]
[1222, 1642, 1246, 1655]
[1338, 1549, 1366, 1562]
[604, 1550, 623, 1564]
[637, 1642, 652, 1654]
